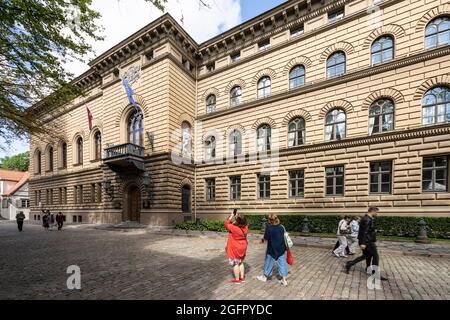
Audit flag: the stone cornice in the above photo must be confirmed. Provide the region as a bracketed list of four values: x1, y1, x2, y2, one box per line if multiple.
[198, 0, 403, 73]
[196, 123, 450, 167]
[197, 45, 450, 121]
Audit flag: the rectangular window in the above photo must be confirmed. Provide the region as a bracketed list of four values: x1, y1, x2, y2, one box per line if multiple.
[91, 184, 96, 203]
[230, 52, 241, 63]
[328, 9, 344, 23]
[50, 189, 53, 205]
[74, 186, 78, 204]
[258, 39, 271, 51]
[63, 187, 67, 204]
[78, 185, 83, 204]
[72, 215, 77, 223]
[289, 170, 305, 197]
[206, 62, 215, 72]
[423, 156, 448, 192]
[97, 183, 102, 203]
[230, 176, 241, 200]
[21, 199, 30, 208]
[205, 178, 216, 201]
[290, 25, 304, 38]
[258, 174, 271, 199]
[78, 215, 82, 223]
[58, 188, 63, 204]
[326, 166, 344, 196]
[370, 161, 392, 194]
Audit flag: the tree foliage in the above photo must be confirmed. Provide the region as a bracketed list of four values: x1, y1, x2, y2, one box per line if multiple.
[0, 151, 29, 171]
[0, 0, 103, 148]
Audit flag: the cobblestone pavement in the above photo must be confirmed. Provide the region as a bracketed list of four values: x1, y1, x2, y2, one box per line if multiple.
[0, 223, 449, 300]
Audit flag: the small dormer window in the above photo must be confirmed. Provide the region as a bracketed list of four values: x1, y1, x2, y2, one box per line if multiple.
[206, 63, 215, 72]
[290, 25, 304, 38]
[258, 39, 271, 51]
[328, 9, 344, 23]
[230, 52, 241, 63]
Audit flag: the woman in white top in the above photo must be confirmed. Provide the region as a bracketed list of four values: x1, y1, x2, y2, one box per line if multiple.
[333, 216, 351, 257]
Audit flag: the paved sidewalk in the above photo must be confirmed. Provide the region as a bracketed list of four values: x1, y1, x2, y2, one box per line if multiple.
[0, 223, 449, 300]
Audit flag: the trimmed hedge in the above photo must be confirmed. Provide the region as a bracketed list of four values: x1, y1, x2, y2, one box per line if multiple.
[176, 215, 450, 239]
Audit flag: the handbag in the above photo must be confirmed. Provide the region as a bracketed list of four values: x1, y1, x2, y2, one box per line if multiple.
[282, 225, 294, 249]
[286, 249, 294, 266]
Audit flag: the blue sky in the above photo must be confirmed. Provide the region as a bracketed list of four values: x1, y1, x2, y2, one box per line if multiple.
[0, 0, 287, 159]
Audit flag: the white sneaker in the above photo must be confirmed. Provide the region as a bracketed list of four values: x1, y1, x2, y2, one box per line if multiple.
[332, 251, 340, 258]
[280, 279, 288, 286]
[256, 275, 267, 282]
[341, 254, 348, 258]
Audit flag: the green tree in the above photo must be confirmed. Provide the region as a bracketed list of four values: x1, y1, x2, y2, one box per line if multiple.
[0, 151, 29, 171]
[0, 0, 103, 149]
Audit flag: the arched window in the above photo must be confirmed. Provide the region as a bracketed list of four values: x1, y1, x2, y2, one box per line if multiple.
[47, 146, 54, 171]
[326, 51, 346, 79]
[94, 131, 102, 160]
[61, 142, 67, 169]
[229, 129, 242, 157]
[325, 109, 346, 141]
[76, 137, 83, 165]
[369, 99, 395, 135]
[127, 109, 144, 146]
[257, 76, 271, 99]
[422, 86, 450, 125]
[257, 124, 271, 152]
[371, 36, 394, 65]
[425, 17, 450, 49]
[181, 121, 191, 158]
[34, 150, 41, 174]
[206, 94, 216, 114]
[289, 65, 305, 89]
[288, 117, 305, 147]
[204, 136, 216, 160]
[230, 86, 242, 106]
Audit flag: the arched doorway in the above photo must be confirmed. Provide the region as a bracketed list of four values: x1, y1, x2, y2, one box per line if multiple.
[181, 185, 191, 215]
[125, 185, 141, 222]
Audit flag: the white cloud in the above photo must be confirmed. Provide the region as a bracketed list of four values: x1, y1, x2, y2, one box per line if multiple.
[66, 0, 242, 77]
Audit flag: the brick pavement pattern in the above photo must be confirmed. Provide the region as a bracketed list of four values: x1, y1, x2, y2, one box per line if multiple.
[0, 223, 449, 300]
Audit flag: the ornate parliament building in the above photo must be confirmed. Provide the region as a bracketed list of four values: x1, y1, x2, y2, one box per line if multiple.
[28, 0, 450, 225]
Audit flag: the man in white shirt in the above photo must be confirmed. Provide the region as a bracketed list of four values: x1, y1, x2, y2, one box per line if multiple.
[333, 216, 351, 257]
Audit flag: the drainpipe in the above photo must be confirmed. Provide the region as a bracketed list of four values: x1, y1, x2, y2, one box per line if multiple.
[193, 62, 198, 221]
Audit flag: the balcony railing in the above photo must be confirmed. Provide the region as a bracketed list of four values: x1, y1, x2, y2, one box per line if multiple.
[103, 143, 144, 160]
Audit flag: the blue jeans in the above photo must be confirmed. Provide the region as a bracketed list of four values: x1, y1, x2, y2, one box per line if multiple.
[263, 253, 288, 277]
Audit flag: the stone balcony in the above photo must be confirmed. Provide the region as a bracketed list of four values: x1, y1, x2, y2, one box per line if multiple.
[103, 143, 145, 172]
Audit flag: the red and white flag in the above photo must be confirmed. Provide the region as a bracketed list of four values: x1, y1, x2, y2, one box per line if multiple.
[86, 106, 93, 130]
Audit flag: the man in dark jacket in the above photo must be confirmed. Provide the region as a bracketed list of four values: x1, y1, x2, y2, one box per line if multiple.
[56, 212, 64, 230]
[16, 211, 25, 232]
[344, 207, 387, 281]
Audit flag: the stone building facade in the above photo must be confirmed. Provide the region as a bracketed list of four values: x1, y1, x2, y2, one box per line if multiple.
[28, 0, 450, 225]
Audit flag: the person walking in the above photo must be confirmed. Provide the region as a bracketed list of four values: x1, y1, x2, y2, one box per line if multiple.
[333, 216, 351, 258]
[48, 210, 56, 230]
[345, 207, 387, 281]
[15, 211, 25, 232]
[56, 212, 64, 231]
[348, 217, 360, 255]
[42, 211, 49, 230]
[225, 209, 248, 284]
[256, 213, 289, 286]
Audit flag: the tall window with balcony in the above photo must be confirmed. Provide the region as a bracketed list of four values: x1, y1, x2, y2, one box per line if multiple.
[94, 131, 102, 160]
[288, 117, 305, 147]
[47, 146, 53, 172]
[289, 65, 305, 89]
[257, 124, 271, 152]
[257, 76, 271, 99]
[230, 86, 242, 107]
[369, 99, 394, 135]
[206, 94, 216, 114]
[229, 129, 242, 157]
[425, 17, 450, 49]
[422, 86, 450, 125]
[325, 109, 346, 141]
[76, 137, 83, 165]
[371, 36, 394, 65]
[326, 51, 346, 78]
[204, 136, 216, 161]
[128, 109, 144, 146]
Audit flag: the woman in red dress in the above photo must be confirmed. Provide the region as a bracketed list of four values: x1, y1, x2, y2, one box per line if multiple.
[225, 209, 248, 284]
